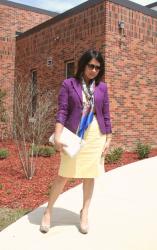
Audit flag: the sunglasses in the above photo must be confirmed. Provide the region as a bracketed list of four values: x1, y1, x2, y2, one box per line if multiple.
[87, 63, 101, 71]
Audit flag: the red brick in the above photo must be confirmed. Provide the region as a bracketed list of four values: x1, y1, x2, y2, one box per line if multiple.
[0, 2, 55, 138]
[2, 1, 157, 150]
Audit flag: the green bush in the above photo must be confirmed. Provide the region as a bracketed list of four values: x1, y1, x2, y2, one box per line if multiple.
[38, 146, 55, 157]
[30, 145, 55, 157]
[0, 149, 9, 159]
[105, 147, 124, 164]
[30, 144, 40, 156]
[135, 141, 151, 159]
[0, 89, 7, 123]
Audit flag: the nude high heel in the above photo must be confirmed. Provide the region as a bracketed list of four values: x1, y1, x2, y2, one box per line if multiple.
[79, 209, 89, 234]
[40, 224, 50, 233]
[40, 211, 51, 233]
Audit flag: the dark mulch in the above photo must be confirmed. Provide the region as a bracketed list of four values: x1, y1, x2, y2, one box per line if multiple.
[0, 140, 157, 210]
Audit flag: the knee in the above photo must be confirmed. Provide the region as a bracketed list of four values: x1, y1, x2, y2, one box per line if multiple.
[83, 178, 94, 184]
[57, 175, 68, 183]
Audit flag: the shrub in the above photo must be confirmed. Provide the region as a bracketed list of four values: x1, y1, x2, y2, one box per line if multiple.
[0, 89, 7, 123]
[30, 145, 55, 157]
[135, 141, 151, 159]
[30, 144, 40, 156]
[0, 149, 9, 159]
[38, 146, 55, 157]
[105, 147, 124, 164]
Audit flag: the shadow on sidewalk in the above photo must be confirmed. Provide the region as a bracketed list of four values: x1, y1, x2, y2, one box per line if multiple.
[27, 207, 80, 229]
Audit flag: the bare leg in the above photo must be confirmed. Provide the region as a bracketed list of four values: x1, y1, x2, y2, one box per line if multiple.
[80, 178, 94, 233]
[41, 175, 68, 228]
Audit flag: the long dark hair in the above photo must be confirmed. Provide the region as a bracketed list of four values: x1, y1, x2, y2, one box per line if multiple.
[75, 49, 105, 85]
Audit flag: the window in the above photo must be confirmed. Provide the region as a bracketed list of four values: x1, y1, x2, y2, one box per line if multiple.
[15, 31, 23, 37]
[31, 70, 37, 117]
[66, 61, 75, 78]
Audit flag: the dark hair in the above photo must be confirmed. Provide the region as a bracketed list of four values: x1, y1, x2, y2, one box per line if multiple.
[75, 49, 105, 85]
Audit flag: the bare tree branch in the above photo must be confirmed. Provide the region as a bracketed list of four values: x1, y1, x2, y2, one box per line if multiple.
[13, 73, 55, 179]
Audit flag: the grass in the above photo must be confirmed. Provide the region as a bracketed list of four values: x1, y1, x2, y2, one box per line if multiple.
[0, 207, 30, 231]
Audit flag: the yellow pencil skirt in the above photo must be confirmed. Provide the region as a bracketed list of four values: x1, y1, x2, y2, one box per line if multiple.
[58, 116, 106, 178]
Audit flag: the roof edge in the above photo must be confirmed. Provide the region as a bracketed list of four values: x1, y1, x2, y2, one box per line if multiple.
[16, 0, 103, 40]
[146, 2, 157, 8]
[0, 0, 58, 16]
[109, 0, 157, 18]
[16, 0, 157, 41]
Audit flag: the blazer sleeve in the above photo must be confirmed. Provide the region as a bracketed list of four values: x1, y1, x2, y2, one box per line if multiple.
[103, 84, 112, 134]
[56, 81, 69, 125]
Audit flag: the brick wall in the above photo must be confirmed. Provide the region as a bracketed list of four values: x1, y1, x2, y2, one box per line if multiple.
[15, 2, 106, 135]
[0, 2, 55, 138]
[105, 0, 157, 149]
[15, 0, 157, 150]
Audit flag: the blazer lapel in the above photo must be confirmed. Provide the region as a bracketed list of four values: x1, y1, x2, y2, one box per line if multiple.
[94, 84, 99, 103]
[72, 79, 82, 104]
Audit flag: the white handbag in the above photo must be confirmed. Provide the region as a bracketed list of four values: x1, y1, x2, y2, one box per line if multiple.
[49, 127, 85, 158]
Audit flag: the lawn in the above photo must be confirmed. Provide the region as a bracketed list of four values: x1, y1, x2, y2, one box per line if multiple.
[0, 207, 30, 231]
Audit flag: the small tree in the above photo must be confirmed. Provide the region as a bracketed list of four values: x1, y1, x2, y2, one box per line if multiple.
[13, 76, 55, 179]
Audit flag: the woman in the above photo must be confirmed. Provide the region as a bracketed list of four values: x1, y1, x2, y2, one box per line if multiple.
[40, 49, 112, 234]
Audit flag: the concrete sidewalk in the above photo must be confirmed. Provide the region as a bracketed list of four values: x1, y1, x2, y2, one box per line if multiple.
[0, 156, 157, 250]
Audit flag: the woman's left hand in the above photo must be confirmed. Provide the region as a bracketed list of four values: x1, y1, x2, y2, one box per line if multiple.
[102, 141, 111, 157]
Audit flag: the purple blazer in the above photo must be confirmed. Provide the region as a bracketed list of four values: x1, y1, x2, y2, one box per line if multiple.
[56, 77, 112, 134]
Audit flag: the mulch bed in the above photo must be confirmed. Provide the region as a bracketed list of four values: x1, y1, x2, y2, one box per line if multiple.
[0, 140, 157, 210]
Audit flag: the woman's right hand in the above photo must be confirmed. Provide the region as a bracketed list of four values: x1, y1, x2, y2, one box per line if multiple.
[54, 136, 67, 152]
